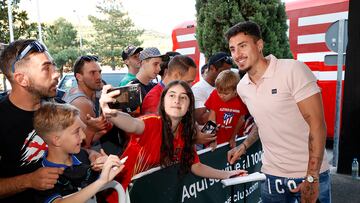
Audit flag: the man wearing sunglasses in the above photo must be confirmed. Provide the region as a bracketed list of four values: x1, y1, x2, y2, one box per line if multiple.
[63, 55, 111, 149]
[192, 52, 233, 125]
[0, 39, 63, 202]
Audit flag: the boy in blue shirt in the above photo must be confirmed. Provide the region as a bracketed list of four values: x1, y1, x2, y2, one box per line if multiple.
[33, 102, 124, 203]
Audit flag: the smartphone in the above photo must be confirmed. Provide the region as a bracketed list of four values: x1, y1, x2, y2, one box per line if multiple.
[107, 84, 142, 112]
[201, 120, 217, 134]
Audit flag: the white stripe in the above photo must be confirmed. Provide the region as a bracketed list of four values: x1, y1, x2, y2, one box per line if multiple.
[312, 71, 345, 81]
[297, 51, 337, 62]
[175, 47, 196, 55]
[286, 19, 290, 38]
[176, 34, 196, 42]
[298, 11, 348, 27]
[298, 33, 325, 44]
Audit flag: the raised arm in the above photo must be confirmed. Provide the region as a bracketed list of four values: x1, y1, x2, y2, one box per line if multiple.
[99, 85, 145, 135]
[52, 155, 124, 203]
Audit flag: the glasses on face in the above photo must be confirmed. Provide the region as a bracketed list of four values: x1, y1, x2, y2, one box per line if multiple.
[12, 40, 47, 73]
[212, 56, 233, 68]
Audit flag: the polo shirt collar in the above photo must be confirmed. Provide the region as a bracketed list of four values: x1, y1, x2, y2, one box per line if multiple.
[262, 54, 277, 79]
[239, 55, 277, 85]
[41, 151, 82, 168]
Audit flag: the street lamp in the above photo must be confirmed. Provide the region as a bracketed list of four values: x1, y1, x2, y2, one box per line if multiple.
[73, 10, 83, 50]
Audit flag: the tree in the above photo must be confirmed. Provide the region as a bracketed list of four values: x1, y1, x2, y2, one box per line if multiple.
[89, 0, 143, 70]
[43, 18, 81, 74]
[195, 0, 292, 59]
[0, 0, 41, 43]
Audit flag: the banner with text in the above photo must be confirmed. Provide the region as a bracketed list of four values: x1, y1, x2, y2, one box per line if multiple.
[128, 138, 263, 203]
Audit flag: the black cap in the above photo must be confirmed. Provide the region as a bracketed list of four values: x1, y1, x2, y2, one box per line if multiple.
[122, 45, 143, 60]
[208, 52, 232, 66]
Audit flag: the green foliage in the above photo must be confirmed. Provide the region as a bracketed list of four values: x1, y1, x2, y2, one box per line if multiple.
[43, 18, 81, 73]
[196, 0, 292, 59]
[89, 0, 143, 70]
[0, 0, 42, 43]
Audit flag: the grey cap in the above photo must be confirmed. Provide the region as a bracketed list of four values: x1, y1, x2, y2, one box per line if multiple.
[139, 47, 169, 61]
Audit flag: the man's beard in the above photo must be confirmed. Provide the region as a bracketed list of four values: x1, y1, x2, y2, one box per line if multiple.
[84, 80, 102, 91]
[27, 79, 55, 99]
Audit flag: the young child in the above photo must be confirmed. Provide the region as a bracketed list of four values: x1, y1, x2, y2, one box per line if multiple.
[205, 70, 248, 149]
[33, 102, 124, 203]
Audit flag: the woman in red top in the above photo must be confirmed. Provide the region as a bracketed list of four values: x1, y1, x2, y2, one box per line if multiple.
[100, 80, 247, 189]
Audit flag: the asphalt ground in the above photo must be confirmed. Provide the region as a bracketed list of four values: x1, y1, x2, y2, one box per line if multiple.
[326, 148, 360, 203]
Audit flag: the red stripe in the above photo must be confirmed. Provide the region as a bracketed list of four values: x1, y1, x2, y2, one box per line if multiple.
[176, 41, 198, 49]
[296, 43, 329, 54]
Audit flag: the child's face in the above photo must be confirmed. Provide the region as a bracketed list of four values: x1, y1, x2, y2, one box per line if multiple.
[59, 116, 86, 154]
[218, 89, 237, 102]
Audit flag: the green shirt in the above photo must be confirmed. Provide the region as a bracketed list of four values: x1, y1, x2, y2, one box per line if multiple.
[119, 73, 136, 86]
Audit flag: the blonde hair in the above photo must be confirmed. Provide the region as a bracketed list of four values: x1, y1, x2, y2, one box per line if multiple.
[215, 70, 240, 92]
[34, 102, 80, 142]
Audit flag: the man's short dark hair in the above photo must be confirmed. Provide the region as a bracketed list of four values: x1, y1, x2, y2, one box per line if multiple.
[0, 39, 37, 81]
[167, 55, 196, 76]
[159, 51, 181, 77]
[225, 21, 262, 42]
[73, 55, 99, 76]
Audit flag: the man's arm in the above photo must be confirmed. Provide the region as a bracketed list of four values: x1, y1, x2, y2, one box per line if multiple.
[71, 97, 108, 148]
[297, 92, 326, 176]
[0, 167, 63, 198]
[194, 107, 210, 125]
[229, 115, 246, 148]
[227, 124, 259, 164]
[294, 92, 326, 202]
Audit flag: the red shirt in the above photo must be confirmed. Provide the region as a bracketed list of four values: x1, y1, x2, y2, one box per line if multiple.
[205, 90, 248, 144]
[141, 83, 164, 115]
[116, 115, 200, 189]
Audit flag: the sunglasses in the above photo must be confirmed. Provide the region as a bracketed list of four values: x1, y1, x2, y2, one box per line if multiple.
[213, 56, 233, 67]
[12, 40, 47, 73]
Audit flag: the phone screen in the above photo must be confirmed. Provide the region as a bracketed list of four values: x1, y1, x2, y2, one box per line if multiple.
[201, 120, 217, 134]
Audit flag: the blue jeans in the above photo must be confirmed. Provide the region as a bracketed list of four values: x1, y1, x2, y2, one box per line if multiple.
[261, 170, 331, 203]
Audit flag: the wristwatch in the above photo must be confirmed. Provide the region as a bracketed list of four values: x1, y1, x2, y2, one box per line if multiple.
[305, 175, 318, 183]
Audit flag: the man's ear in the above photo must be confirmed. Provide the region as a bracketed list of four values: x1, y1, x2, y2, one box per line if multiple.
[257, 39, 264, 53]
[75, 72, 83, 82]
[172, 71, 182, 80]
[13, 72, 29, 87]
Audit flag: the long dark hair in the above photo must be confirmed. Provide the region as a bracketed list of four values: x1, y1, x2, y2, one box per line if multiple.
[158, 80, 197, 175]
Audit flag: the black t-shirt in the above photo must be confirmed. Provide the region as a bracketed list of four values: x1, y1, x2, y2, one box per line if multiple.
[129, 78, 157, 101]
[34, 150, 99, 203]
[0, 96, 45, 203]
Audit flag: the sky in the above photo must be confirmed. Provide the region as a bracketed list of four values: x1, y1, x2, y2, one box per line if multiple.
[19, 0, 197, 36]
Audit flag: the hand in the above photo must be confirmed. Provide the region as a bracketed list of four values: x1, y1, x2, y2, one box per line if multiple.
[91, 149, 108, 171]
[291, 180, 319, 203]
[98, 155, 124, 184]
[209, 141, 217, 151]
[226, 169, 248, 179]
[229, 137, 236, 149]
[227, 143, 246, 164]
[99, 85, 120, 118]
[86, 114, 109, 134]
[194, 129, 217, 145]
[27, 167, 64, 190]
